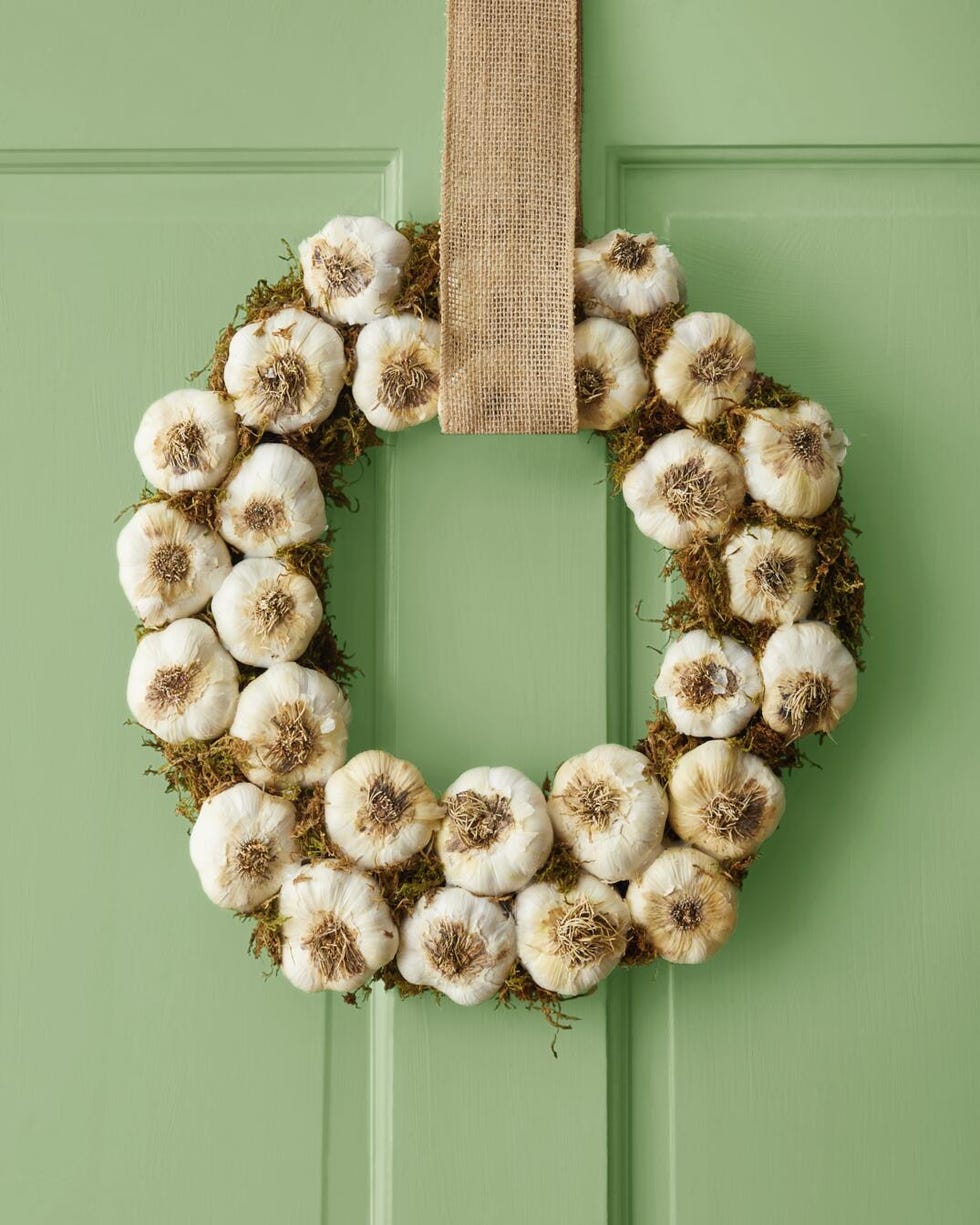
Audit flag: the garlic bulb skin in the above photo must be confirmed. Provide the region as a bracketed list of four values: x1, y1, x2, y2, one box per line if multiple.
[760, 621, 858, 739]
[117, 501, 231, 628]
[741, 401, 849, 518]
[325, 750, 443, 869]
[653, 312, 756, 426]
[223, 307, 345, 434]
[574, 230, 685, 319]
[127, 618, 238, 743]
[218, 443, 326, 557]
[514, 873, 629, 997]
[436, 766, 553, 897]
[134, 389, 238, 493]
[352, 314, 441, 431]
[188, 782, 297, 912]
[573, 318, 649, 431]
[300, 215, 411, 326]
[723, 525, 817, 625]
[668, 740, 785, 860]
[211, 558, 322, 667]
[230, 661, 350, 792]
[548, 744, 666, 883]
[655, 630, 762, 738]
[622, 429, 746, 548]
[279, 861, 398, 994]
[397, 886, 517, 1005]
[627, 844, 738, 964]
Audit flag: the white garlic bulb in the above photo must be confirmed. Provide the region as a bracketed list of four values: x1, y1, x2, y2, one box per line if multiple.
[230, 661, 350, 792]
[117, 501, 231, 628]
[741, 401, 848, 518]
[548, 744, 666, 883]
[653, 312, 756, 426]
[573, 318, 649, 431]
[127, 618, 238, 743]
[514, 872, 630, 997]
[279, 861, 398, 994]
[218, 443, 326, 557]
[211, 558, 322, 667]
[668, 740, 785, 860]
[222, 307, 345, 434]
[325, 750, 443, 869]
[627, 844, 738, 964]
[655, 630, 762, 738]
[134, 389, 238, 493]
[397, 886, 517, 1005]
[723, 525, 817, 625]
[574, 230, 685, 319]
[352, 313, 440, 431]
[622, 429, 746, 548]
[436, 766, 553, 897]
[760, 621, 858, 739]
[188, 781, 297, 911]
[300, 215, 411, 326]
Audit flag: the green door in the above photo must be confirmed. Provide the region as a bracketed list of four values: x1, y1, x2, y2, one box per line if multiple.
[3, 2, 979, 1222]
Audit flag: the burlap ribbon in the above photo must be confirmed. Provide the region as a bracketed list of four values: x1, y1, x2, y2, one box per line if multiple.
[439, 0, 581, 435]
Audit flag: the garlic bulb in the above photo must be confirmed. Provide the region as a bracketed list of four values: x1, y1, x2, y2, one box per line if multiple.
[653, 312, 756, 426]
[188, 781, 297, 911]
[325, 750, 443, 869]
[279, 861, 398, 994]
[627, 844, 738, 964]
[230, 661, 350, 792]
[760, 621, 858, 739]
[223, 307, 345, 434]
[668, 740, 785, 860]
[655, 630, 762, 738]
[741, 401, 848, 518]
[723, 525, 817, 625]
[573, 318, 649, 431]
[622, 429, 746, 548]
[218, 443, 326, 557]
[397, 886, 517, 1005]
[134, 389, 238, 493]
[574, 230, 685, 319]
[127, 618, 238, 742]
[436, 766, 553, 897]
[117, 501, 231, 627]
[548, 744, 666, 883]
[300, 215, 410, 326]
[211, 558, 322, 667]
[514, 872, 629, 997]
[352, 314, 440, 431]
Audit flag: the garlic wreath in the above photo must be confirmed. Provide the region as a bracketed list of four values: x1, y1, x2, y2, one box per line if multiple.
[622, 429, 745, 548]
[324, 750, 443, 870]
[653, 312, 756, 426]
[668, 740, 785, 861]
[211, 558, 322, 667]
[760, 621, 858, 739]
[397, 886, 517, 1006]
[741, 400, 848, 518]
[278, 861, 398, 994]
[117, 501, 231, 628]
[223, 307, 345, 434]
[436, 766, 553, 896]
[723, 524, 817, 625]
[575, 229, 685, 319]
[655, 630, 762, 738]
[218, 443, 326, 557]
[548, 744, 666, 883]
[515, 872, 630, 997]
[300, 215, 410, 326]
[573, 318, 649, 431]
[353, 314, 441, 431]
[134, 389, 238, 493]
[627, 845, 738, 964]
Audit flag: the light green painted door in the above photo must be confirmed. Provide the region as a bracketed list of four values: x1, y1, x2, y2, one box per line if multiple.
[3, 2, 979, 1223]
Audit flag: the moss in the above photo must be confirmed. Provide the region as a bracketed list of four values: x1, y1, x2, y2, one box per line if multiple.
[374, 847, 445, 919]
[496, 965, 577, 1046]
[145, 733, 243, 813]
[393, 220, 441, 321]
[533, 840, 583, 893]
[246, 895, 286, 969]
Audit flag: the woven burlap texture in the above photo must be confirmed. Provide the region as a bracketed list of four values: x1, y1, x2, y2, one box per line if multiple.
[440, 0, 579, 434]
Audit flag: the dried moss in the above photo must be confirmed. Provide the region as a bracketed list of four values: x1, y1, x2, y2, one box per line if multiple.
[497, 965, 577, 1047]
[533, 840, 583, 893]
[286, 397, 382, 511]
[246, 895, 286, 969]
[374, 847, 445, 919]
[393, 220, 441, 320]
[145, 733, 243, 813]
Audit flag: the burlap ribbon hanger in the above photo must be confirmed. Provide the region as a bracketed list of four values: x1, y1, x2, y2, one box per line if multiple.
[439, 0, 581, 435]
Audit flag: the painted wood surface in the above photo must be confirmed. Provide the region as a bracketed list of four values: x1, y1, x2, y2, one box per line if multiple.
[2, 2, 979, 1223]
